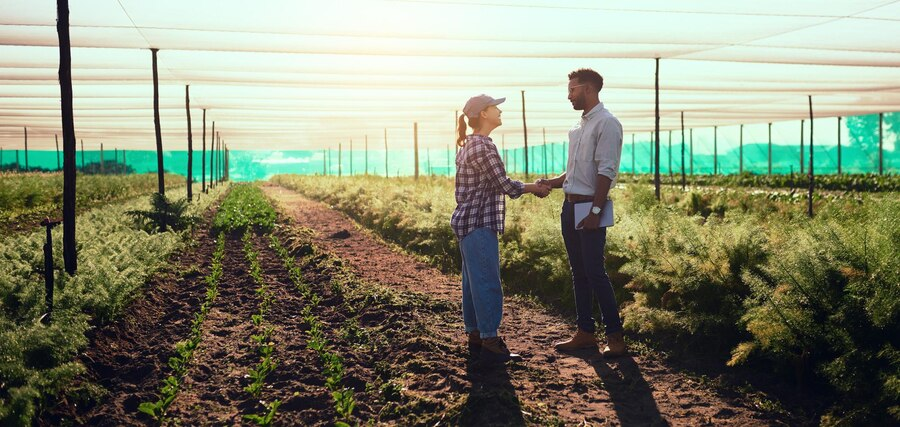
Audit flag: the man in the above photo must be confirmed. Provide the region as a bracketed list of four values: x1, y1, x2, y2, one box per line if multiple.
[538, 68, 626, 357]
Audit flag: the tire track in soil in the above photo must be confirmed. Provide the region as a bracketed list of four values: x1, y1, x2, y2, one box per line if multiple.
[262, 183, 789, 426]
[38, 198, 224, 427]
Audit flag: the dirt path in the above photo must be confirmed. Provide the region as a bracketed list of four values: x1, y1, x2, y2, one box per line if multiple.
[262, 183, 787, 426]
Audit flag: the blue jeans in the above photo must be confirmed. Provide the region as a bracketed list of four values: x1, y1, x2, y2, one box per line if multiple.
[459, 227, 503, 338]
[561, 201, 623, 335]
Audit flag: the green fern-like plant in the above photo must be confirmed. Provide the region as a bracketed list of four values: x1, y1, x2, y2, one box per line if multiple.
[126, 192, 196, 233]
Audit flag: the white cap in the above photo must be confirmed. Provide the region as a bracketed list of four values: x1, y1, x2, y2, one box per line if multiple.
[463, 94, 505, 119]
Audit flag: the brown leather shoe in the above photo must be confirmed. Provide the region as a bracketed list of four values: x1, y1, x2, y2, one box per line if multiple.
[602, 331, 627, 357]
[480, 337, 522, 364]
[553, 328, 598, 352]
[467, 331, 482, 357]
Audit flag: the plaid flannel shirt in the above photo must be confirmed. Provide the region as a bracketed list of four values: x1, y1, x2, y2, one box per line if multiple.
[451, 134, 525, 240]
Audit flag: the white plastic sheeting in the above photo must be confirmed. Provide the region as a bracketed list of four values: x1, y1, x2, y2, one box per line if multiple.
[0, 0, 898, 150]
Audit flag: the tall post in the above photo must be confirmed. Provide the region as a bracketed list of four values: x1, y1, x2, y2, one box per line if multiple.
[80, 139, 84, 169]
[338, 143, 342, 177]
[414, 122, 419, 179]
[631, 134, 635, 174]
[58, 0, 77, 274]
[654, 57, 660, 200]
[768, 122, 772, 175]
[122, 149, 126, 174]
[384, 128, 388, 177]
[100, 143, 104, 174]
[808, 96, 814, 218]
[713, 126, 718, 175]
[879, 112, 883, 175]
[210, 121, 215, 189]
[322, 149, 327, 175]
[185, 85, 193, 201]
[680, 112, 685, 190]
[800, 119, 804, 175]
[837, 117, 842, 175]
[542, 128, 547, 177]
[365, 135, 368, 175]
[689, 128, 693, 176]
[114, 148, 117, 173]
[521, 90, 529, 178]
[201, 109, 206, 192]
[55, 134, 61, 170]
[151, 48, 165, 195]
[24, 127, 28, 172]
[349, 138, 353, 176]
[739, 124, 744, 174]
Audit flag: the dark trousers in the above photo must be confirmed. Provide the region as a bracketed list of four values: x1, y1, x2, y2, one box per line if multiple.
[561, 201, 623, 335]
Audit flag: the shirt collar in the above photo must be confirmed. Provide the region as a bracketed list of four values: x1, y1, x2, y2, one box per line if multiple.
[582, 102, 605, 119]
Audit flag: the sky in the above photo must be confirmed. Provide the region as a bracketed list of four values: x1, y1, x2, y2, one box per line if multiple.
[0, 0, 899, 151]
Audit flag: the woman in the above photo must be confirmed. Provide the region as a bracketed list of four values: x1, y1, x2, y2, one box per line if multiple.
[451, 94, 550, 364]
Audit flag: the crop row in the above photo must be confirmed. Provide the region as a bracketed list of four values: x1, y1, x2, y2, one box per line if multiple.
[270, 174, 899, 426]
[138, 233, 225, 423]
[0, 183, 228, 424]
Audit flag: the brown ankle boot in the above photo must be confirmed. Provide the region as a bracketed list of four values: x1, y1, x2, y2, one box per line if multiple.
[554, 328, 598, 352]
[467, 331, 482, 357]
[602, 331, 627, 357]
[480, 337, 522, 364]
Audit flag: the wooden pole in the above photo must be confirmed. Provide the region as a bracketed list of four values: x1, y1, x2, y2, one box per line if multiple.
[365, 135, 368, 175]
[837, 117, 842, 175]
[542, 128, 547, 177]
[123, 149, 126, 174]
[185, 85, 193, 201]
[114, 147, 117, 174]
[210, 121, 215, 189]
[690, 128, 693, 176]
[654, 58, 660, 200]
[100, 143, 104, 174]
[414, 122, 419, 179]
[879, 112, 883, 175]
[808, 96, 814, 218]
[768, 122, 772, 176]
[55, 134, 61, 170]
[24, 127, 28, 172]
[800, 119, 804, 175]
[521, 90, 529, 178]
[58, 0, 77, 274]
[714, 126, 718, 175]
[739, 124, 744, 174]
[339, 143, 342, 177]
[80, 139, 84, 169]
[201, 109, 206, 192]
[681, 112, 685, 190]
[151, 48, 165, 196]
[322, 149, 326, 175]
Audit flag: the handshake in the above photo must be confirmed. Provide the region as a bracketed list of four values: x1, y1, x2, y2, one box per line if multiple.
[525, 179, 554, 198]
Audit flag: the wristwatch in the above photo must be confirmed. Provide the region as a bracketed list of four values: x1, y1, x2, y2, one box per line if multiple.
[590, 205, 602, 215]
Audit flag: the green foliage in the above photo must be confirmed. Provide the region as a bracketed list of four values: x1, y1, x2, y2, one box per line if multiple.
[0, 172, 185, 230]
[619, 172, 900, 192]
[270, 174, 899, 424]
[732, 199, 900, 425]
[126, 192, 197, 233]
[0, 184, 227, 425]
[212, 184, 276, 234]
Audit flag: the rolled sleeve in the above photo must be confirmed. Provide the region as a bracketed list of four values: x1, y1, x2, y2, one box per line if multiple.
[478, 143, 525, 199]
[594, 118, 623, 181]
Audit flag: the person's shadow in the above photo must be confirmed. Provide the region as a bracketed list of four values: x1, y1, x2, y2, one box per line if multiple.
[451, 360, 526, 426]
[590, 354, 668, 426]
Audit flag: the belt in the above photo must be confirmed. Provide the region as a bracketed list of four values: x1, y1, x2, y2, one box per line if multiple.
[565, 194, 594, 203]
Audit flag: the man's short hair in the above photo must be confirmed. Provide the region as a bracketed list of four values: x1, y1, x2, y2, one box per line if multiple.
[568, 68, 604, 92]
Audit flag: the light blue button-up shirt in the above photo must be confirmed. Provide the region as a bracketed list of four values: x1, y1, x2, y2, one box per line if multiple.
[562, 102, 623, 196]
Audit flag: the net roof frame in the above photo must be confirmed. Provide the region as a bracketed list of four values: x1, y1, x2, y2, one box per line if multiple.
[0, 0, 899, 151]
